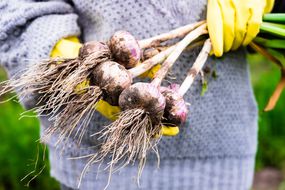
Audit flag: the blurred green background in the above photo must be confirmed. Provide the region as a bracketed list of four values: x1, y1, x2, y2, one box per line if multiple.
[0, 53, 284, 190]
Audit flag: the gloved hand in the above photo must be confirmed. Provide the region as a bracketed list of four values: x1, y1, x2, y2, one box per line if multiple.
[51, 37, 179, 136]
[50, 36, 82, 58]
[207, 0, 275, 57]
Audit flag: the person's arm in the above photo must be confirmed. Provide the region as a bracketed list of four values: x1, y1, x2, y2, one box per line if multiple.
[0, 0, 80, 75]
[0, 0, 80, 109]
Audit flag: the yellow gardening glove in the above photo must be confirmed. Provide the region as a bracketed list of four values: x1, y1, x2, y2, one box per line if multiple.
[50, 36, 82, 58]
[160, 126, 180, 136]
[51, 37, 179, 136]
[207, 0, 275, 57]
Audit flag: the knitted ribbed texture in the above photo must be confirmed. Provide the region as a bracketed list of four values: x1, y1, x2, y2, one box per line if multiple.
[0, 0, 258, 189]
[50, 146, 255, 190]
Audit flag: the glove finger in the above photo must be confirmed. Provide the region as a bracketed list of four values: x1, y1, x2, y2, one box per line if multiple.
[231, 0, 251, 51]
[207, 0, 224, 57]
[161, 126, 180, 136]
[67, 36, 80, 43]
[50, 48, 62, 58]
[219, 0, 235, 52]
[59, 40, 82, 58]
[264, 0, 275, 13]
[242, 4, 263, 46]
[95, 99, 121, 121]
[50, 37, 82, 59]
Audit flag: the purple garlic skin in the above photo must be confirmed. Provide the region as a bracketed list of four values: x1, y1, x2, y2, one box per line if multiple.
[142, 47, 160, 61]
[160, 86, 188, 126]
[92, 61, 132, 106]
[79, 41, 111, 59]
[109, 30, 141, 69]
[119, 82, 166, 126]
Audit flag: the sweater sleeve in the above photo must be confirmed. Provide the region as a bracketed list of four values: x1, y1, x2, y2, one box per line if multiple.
[0, 0, 81, 76]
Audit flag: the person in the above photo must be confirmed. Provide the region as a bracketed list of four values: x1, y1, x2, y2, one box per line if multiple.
[0, 0, 277, 189]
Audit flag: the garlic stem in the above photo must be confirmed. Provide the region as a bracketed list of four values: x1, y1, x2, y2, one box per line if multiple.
[129, 45, 176, 77]
[178, 39, 212, 96]
[138, 21, 206, 49]
[151, 24, 208, 87]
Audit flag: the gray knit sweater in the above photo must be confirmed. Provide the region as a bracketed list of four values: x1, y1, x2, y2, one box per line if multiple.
[0, 0, 258, 189]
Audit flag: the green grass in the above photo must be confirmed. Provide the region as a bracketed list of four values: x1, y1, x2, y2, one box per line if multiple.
[248, 53, 285, 171]
[0, 53, 284, 189]
[0, 69, 60, 190]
